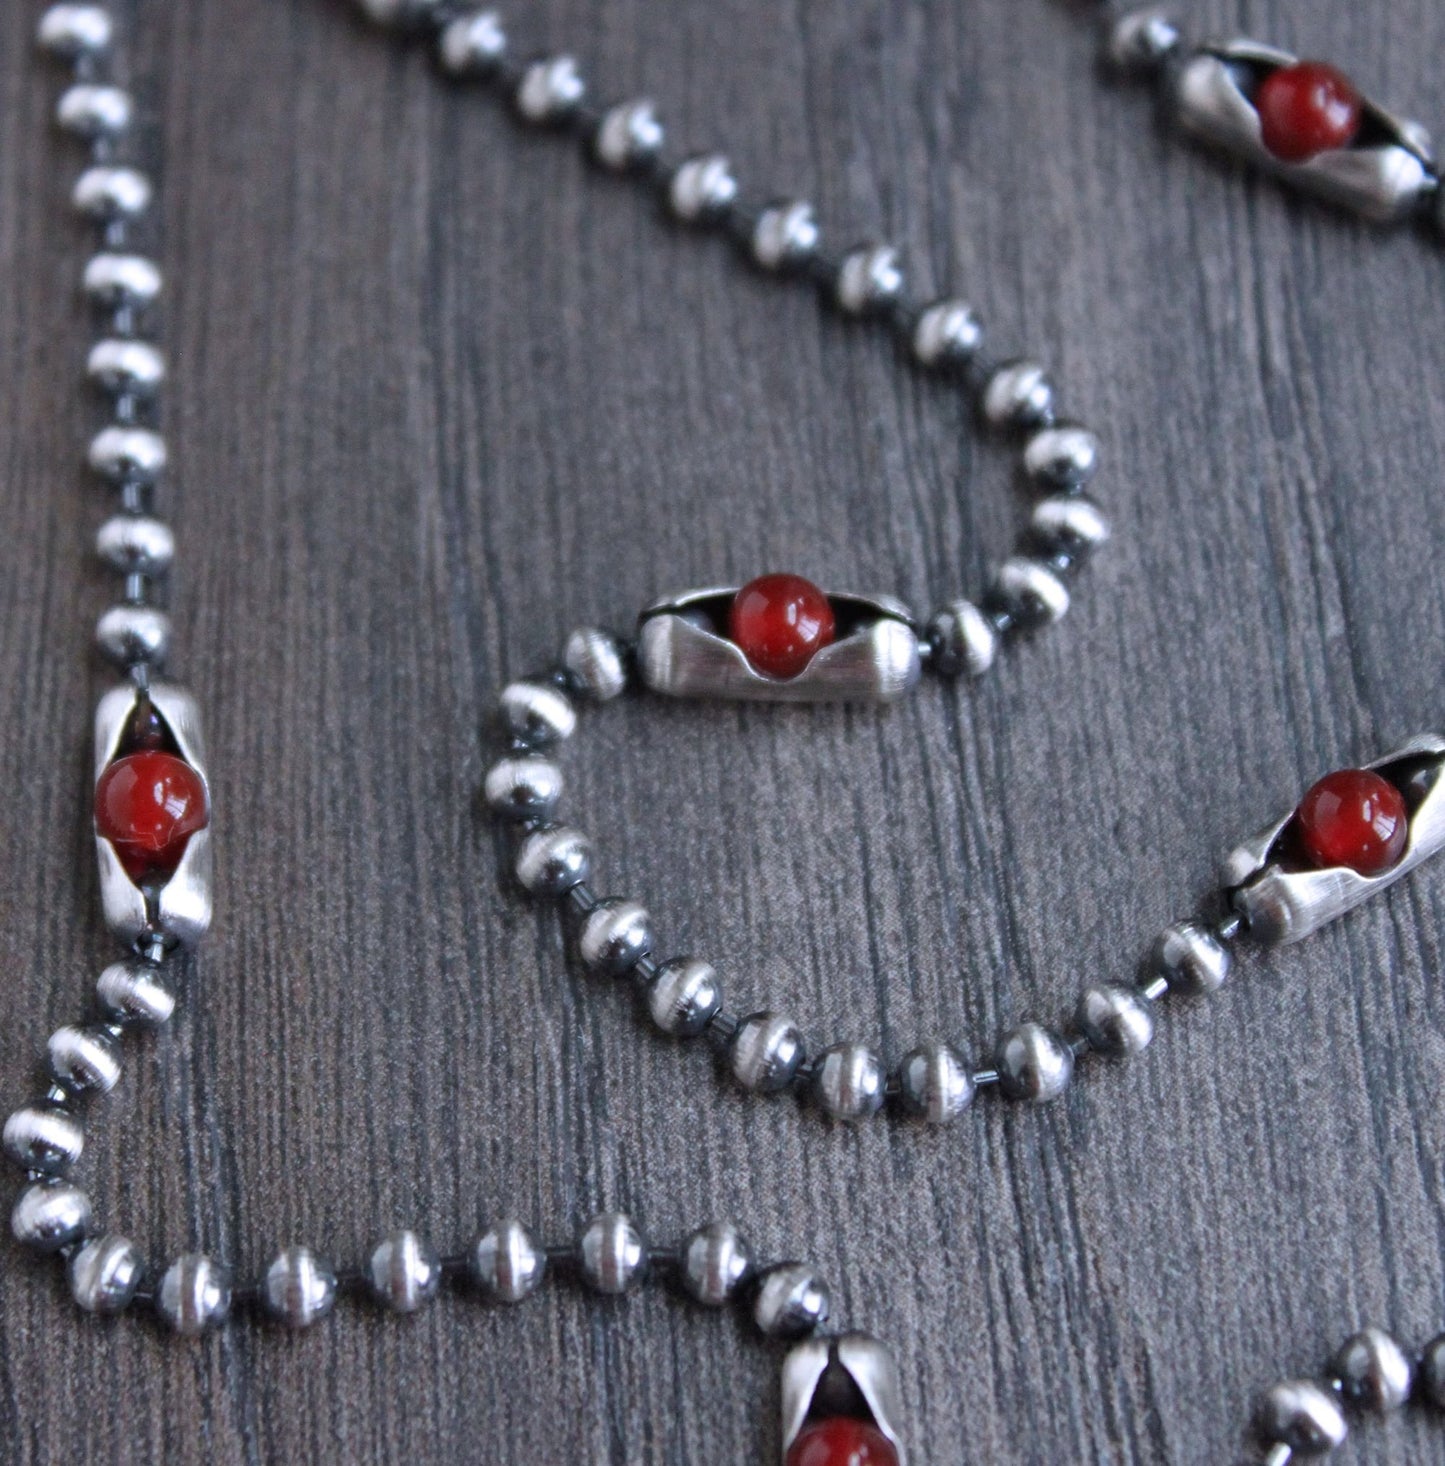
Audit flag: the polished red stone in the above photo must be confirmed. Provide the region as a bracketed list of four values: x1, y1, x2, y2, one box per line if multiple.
[786, 1419, 900, 1466]
[1256, 61, 1362, 163]
[728, 574, 836, 679]
[94, 750, 209, 881]
[1295, 768, 1408, 877]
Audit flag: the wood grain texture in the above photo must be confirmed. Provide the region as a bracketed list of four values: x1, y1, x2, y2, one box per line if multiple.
[2, 1, 1444, 1461]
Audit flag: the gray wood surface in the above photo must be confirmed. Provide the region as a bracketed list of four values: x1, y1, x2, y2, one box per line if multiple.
[2, 1, 1444, 1461]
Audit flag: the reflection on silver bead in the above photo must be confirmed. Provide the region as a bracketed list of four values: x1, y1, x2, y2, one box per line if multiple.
[752, 202, 819, 271]
[515, 825, 592, 895]
[3, 1104, 84, 1174]
[436, 9, 506, 76]
[730, 1012, 805, 1093]
[499, 680, 576, 747]
[95, 515, 174, 577]
[1031, 496, 1110, 555]
[157, 1254, 231, 1335]
[982, 360, 1055, 430]
[516, 56, 585, 124]
[562, 627, 628, 701]
[87, 339, 165, 398]
[97, 960, 175, 1026]
[579, 899, 653, 976]
[367, 1230, 441, 1312]
[668, 155, 738, 223]
[88, 426, 167, 483]
[680, 1222, 752, 1306]
[96, 605, 172, 668]
[896, 1042, 975, 1124]
[1331, 1328, 1414, 1413]
[989, 558, 1070, 628]
[1254, 1380, 1348, 1455]
[263, 1246, 337, 1328]
[835, 246, 903, 316]
[57, 85, 133, 140]
[1419, 1334, 1445, 1410]
[813, 1043, 886, 1121]
[70, 1235, 142, 1314]
[354, 0, 446, 28]
[1023, 423, 1100, 490]
[12, 1181, 91, 1252]
[752, 1262, 830, 1339]
[37, 4, 113, 59]
[1148, 921, 1232, 996]
[484, 755, 564, 823]
[646, 957, 721, 1036]
[595, 100, 664, 171]
[469, 1219, 545, 1303]
[926, 600, 997, 678]
[912, 299, 984, 368]
[579, 1212, 646, 1295]
[84, 253, 162, 309]
[1075, 984, 1154, 1058]
[996, 1022, 1073, 1102]
[73, 166, 152, 222]
[47, 1025, 121, 1094]
[1102, 5, 1183, 73]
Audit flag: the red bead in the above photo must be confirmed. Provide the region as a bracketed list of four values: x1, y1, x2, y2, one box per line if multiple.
[1294, 768, 1408, 877]
[786, 1419, 900, 1466]
[94, 751, 209, 881]
[728, 574, 836, 680]
[1255, 62, 1362, 163]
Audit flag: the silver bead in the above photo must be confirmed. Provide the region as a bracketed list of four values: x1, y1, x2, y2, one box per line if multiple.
[1331, 1328, 1414, 1413]
[516, 56, 585, 124]
[367, 1230, 442, 1312]
[47, 1024, 121, 1094]
[989, 557, 1070, 628]
[484, 755, 564, 822]
[680, 1222, 752, 1307]
[70, 1234, 143, 1314]
[3, 1104, 84, 1174]
[436, 10, 506, 76]
[1023, 423, 1100, 490]
[11, 1181, 91, 1252]
[73, 166, 152, 222]
[561, 627, 628, 701]
[752, 202, 820, 272]
[84, 253, 162, 309]
[982, 360, 1055, 431]
[896, 1042, 975, 1124]
[87, 339, 165, 398]
[1254, 1380, 1348, 1455]
[37, 4, 113, 59]
[157, 1253, 231, 1335]
[95, 515, 174, 577]
[88, 425, 167, 483]
[56, 85, 133, 140]
[499, 679, 576, 746]
[752, 1262, 830, 1339]
[595, 100, 664, 171]
[812, 1043, 885, 1121]
[1075, 984, 1154, 1058]
[668, 154, 738, 223]
[96, 605, 172, 668]
[835, 246, 903, 316]
[730, 1012, 805, 1093]
[515, 825, 592, 895]
[1102, 5, 1183, 73]
[1147, 920, 1232, 996]
[469, 1219, 545, 1303]
[263, 1246, 337, 1328]
[1420, 1334, 1445, 1409]
[578, 898, 653, 976]
[912, 299, 984, 368]
[996, 1022, 1073, 1102]
[354, 0, 446, 28]
[579, 1212, 646, 1294]
[926, 600, 997, 678]
[646, 957, 721, 1036]
[1030, 496, 1110, 555]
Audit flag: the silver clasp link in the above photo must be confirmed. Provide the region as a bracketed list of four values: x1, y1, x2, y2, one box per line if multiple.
[780, 1332, 908, 1465]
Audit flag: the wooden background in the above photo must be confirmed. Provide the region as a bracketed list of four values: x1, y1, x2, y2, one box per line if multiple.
[1, 1, 1444, 1461]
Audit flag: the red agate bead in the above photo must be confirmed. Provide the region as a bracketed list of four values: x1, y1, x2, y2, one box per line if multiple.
[94, 750, 209, 881]
[786, 1419, 900, 1466]
[1256, 61, 1362, 163]
[728, 574, 836, 680]
[1294, 768, 1408, 877]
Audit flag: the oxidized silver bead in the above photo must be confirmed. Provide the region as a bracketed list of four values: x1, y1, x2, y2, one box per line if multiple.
[982, 360, 1055, 431]
[367, 1230, 442, 1312]
[263, 1246, 337, 1328]
[56, 85, 133, 140]
[96, 605, 172, 668]
[354, 0, 446, 28]
[1023, 423, 1099, 490]
[989, 558, 1070, 628]
[730, 1012, 805, 1093]
[73, 166, 152, 222]
[12, 1181, 91, 1252]
[516, 56, 585, 124]
[37, 4, 113, 59]
[1420, 1334, 1445, 1409]
[1031, 496, 1110, 555]
[47, 1024, 121, 1094]
[515, 825, 592, 895]
[499, 679, 576, 746]
[1075, 984, 1154, 1058]
[668, 154, 738, 223]
[996, 1022, 1073, 1102]
[469, 1219, 545, 1303]
[926, 600, 997, 678]
[595, 100, 664, 171]
[484, 755, 564, 822]
[911, 299, 984, 368]
[896, 1042, 975, 1124]
[1254, 1380, 1348, 1455]
[70, 1234, 142, 1314]
[579, 1212, 646, 1294]
[578, 899, 653, 976]
[1331, 1328, 1414, 1413]
[97, 962, 175, 1026]
[1102, 5, 1183, 73]
[835, 245, 903, 316]
[812, 1043, 886, 1122]
[436, 10, 506, 76]
[561, 627, 628, 701]
[88, 425, 167, 483]
[752, 1262, 830, 1339]
[646, 957, 721, 1036]
[752, 202, 819, 272]
[87, 339, 165, 398]
[96, 514, 174, 577]
[1148, 920, 1232, 996]
[680, 1222, 752, 1307]
[157, 1253, 231, 1335]
[84, 253, 162, 309]
[3, 1104, 83, 1174]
